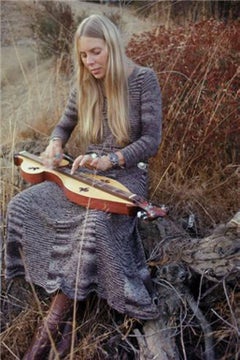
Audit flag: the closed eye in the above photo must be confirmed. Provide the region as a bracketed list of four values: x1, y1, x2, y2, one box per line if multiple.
[80, 48, 102, 58]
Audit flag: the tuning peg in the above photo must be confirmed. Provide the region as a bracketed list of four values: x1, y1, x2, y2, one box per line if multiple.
[137, 210, 148, 220]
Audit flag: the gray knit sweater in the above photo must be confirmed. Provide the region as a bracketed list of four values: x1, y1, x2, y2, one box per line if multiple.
[6, 65, 162, 320]
[52, 65, 162, 168]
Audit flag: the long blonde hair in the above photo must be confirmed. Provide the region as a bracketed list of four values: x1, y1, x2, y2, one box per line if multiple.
[74, 14, 130, 147]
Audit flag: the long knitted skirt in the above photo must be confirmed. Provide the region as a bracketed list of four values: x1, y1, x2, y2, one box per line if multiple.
[5, 168, 159, 320]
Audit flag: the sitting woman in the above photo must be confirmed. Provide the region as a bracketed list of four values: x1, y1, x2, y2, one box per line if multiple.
[5, 14, 162, 359]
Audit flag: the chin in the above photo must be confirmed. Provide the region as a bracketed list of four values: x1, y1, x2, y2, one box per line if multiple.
[93, 73, 104, 79]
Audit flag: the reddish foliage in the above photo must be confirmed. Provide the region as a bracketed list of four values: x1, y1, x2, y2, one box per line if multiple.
[127, 19, 240, 226]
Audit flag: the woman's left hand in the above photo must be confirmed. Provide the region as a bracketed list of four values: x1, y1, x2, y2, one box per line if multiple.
[71, 154, 111, 174]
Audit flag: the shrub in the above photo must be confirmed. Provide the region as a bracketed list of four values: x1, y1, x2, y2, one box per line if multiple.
[30, 1, 76, 72]
[29, 2, 125, 74]
[127, 19, 240, 228]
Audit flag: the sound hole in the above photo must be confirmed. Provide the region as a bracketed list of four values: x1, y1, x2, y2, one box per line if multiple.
[79, 187, 89, 192]
[28, 166, 40, 171]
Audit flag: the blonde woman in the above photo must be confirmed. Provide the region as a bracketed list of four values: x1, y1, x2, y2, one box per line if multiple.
[6, 14, 162, 359]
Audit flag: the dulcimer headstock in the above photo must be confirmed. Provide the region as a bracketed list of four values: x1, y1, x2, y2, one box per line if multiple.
[130, 194, 168, 221]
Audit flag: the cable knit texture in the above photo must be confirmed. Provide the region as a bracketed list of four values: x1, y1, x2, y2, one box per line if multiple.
[5, 65, 162, 320]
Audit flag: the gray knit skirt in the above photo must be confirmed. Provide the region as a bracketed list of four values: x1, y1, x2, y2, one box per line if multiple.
[5, 166, 159, 319]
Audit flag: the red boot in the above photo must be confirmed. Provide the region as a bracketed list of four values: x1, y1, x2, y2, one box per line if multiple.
[23, 292, 73, 360]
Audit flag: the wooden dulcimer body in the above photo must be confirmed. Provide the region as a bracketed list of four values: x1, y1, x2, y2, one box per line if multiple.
[14, 151, 167, 220]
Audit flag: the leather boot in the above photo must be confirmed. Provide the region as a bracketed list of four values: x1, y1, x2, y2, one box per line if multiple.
[23, 292, 73, 360]
[48, 320, 76, 359]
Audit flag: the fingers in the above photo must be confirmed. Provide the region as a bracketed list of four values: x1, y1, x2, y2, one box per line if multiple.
[42, 153, 62, 168]
[41, 143, 63, 168]
[71, 154, 112, 174]
[71, 154, 102, 174]
[70, 158, 80, 175]
[71, 154, 91, 175]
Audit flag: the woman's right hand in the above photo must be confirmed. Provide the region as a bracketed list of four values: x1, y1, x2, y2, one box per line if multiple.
[41, 138, 63, 168]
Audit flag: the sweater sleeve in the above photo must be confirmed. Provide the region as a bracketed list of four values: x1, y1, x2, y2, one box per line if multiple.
[121, 69, 162, 168]
[50, 87, 78, 145]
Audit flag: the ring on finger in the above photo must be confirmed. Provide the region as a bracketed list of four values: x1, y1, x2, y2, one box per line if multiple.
[90, 153, 98, 159]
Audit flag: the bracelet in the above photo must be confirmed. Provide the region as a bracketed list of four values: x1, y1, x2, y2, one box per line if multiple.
[108, 152, 120, 168]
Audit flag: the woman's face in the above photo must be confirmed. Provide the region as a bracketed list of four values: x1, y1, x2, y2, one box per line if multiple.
[78, 37, 109, 79]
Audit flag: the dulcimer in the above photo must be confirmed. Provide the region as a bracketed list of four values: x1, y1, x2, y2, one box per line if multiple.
[14, 151, 167, 220]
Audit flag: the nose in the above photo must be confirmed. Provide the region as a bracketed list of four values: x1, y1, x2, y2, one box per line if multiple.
[86, 55, 95, 66]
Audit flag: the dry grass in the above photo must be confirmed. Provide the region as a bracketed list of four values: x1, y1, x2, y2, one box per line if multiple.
[1, 290, 139, 359]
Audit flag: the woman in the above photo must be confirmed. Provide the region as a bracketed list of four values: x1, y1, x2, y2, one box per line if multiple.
[5, 14, 162, 359]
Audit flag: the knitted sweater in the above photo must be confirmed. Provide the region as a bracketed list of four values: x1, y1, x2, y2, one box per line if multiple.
[52, 65, 162, 168]
[6, 65, 162, 320]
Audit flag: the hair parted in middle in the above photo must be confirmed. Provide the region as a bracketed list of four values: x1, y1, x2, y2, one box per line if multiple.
[74, 14, 130, 147]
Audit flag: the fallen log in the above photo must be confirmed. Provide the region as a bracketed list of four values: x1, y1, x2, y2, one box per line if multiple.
[138, 211, 240, 360]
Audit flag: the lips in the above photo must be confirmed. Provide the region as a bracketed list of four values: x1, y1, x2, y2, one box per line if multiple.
[91, 68, 101, 74]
